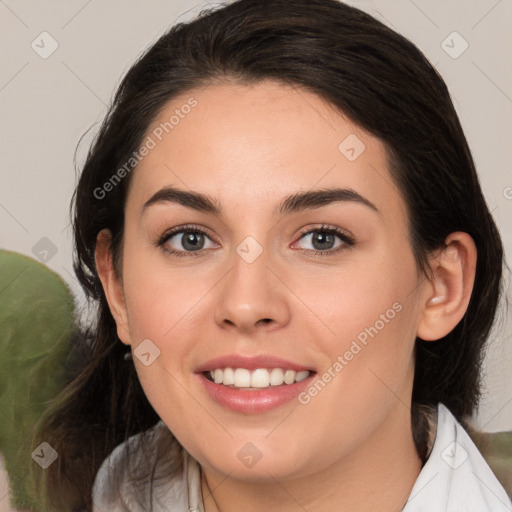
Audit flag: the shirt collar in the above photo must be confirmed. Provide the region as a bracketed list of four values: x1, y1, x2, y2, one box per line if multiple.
[184, 403, 512, 512]
[402, 403, 512, 511]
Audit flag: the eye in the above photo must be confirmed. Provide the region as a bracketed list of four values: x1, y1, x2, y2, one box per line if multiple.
[158, 225, 218, 256]
[294, 225, 354, 255]
[157, 223, 354, 258]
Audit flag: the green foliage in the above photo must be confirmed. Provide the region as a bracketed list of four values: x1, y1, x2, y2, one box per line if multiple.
[0, 250, 76, 510]
[470, 429, 512, 499]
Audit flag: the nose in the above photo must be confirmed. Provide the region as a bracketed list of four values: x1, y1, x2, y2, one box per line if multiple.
[214, 245, 290, 334]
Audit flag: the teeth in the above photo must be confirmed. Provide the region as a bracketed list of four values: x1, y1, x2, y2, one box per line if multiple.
[234, 368, 251, 387]
[269, 368, 284, 386]
[214, 369, 223, 384]
[223, 367, 234, 385]
[207, 368, 311, 388]
[284, 370, 296, 384]
[295, 370, 310, 382]
[251, 369, 269, 388]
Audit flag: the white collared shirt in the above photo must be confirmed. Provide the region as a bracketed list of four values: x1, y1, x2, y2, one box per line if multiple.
[402, 403, 511, 511]
[93, 403, 512, 511]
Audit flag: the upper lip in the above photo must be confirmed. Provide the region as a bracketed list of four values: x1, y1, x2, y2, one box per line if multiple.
[195, 354, 315, 373]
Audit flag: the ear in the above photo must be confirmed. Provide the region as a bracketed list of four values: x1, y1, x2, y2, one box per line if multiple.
[95, 229, 132, 346]
[416, 232, 477, 341]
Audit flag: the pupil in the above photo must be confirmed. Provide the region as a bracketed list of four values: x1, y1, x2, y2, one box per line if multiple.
[183, 232, 203, 251]
[313, 231, 334, 250]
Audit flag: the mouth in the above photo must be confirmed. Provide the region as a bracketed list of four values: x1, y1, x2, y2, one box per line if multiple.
[195, 355, 317, 413]
[203, 367, 312, 389]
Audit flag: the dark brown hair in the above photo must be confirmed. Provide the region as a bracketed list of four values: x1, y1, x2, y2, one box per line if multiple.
[34, 0, 506, 510]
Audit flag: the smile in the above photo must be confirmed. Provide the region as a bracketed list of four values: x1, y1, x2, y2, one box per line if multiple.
[205, 367, 311, 389]
[195, 354, 316, 413]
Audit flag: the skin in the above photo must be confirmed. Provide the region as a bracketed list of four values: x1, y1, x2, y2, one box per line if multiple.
[96, 80, 477, 512]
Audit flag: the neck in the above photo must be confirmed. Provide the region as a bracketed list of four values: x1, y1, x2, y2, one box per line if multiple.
[201, 399, 423, 512]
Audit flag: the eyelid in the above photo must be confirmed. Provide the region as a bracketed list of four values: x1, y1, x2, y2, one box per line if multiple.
[292, 224, 355, 252]
[157, 224, 217, 246]
[296, 223, 354, 240]
[157, 224, 219, 257]
[157, 223, 354, 257]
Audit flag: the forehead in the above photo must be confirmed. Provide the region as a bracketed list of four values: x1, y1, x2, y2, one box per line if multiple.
[126, 80, 405, 222]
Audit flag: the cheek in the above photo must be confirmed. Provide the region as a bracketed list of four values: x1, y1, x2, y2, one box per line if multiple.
[120, 258, 208, 436]
[119, 247, 218, 412]
[300, 244, 419, 409]
[121, 243, 208, 342]
[305, 245, 417, 349]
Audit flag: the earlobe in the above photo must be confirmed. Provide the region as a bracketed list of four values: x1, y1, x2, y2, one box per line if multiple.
[416, 232, 477, 341]
[95, 229, 132, 345]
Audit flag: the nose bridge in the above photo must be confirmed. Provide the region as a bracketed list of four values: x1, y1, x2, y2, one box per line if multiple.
[214, 235, 289, 331]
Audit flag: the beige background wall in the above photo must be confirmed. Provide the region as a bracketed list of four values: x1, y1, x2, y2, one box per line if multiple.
[1, 0, 511, 446]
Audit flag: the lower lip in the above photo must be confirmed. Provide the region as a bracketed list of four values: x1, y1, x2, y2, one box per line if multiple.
[197, 373, 315, 414]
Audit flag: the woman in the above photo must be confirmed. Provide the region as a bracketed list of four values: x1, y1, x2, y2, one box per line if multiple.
[34, 0, 511, 510]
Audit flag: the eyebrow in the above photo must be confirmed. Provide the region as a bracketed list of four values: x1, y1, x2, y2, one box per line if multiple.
[141, 185, 379, 217]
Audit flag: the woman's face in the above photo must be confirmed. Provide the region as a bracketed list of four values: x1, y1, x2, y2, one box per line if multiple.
[113, 80, 429, 481]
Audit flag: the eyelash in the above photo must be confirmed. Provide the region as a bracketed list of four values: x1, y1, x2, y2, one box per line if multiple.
[157, 224, 355, 258]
